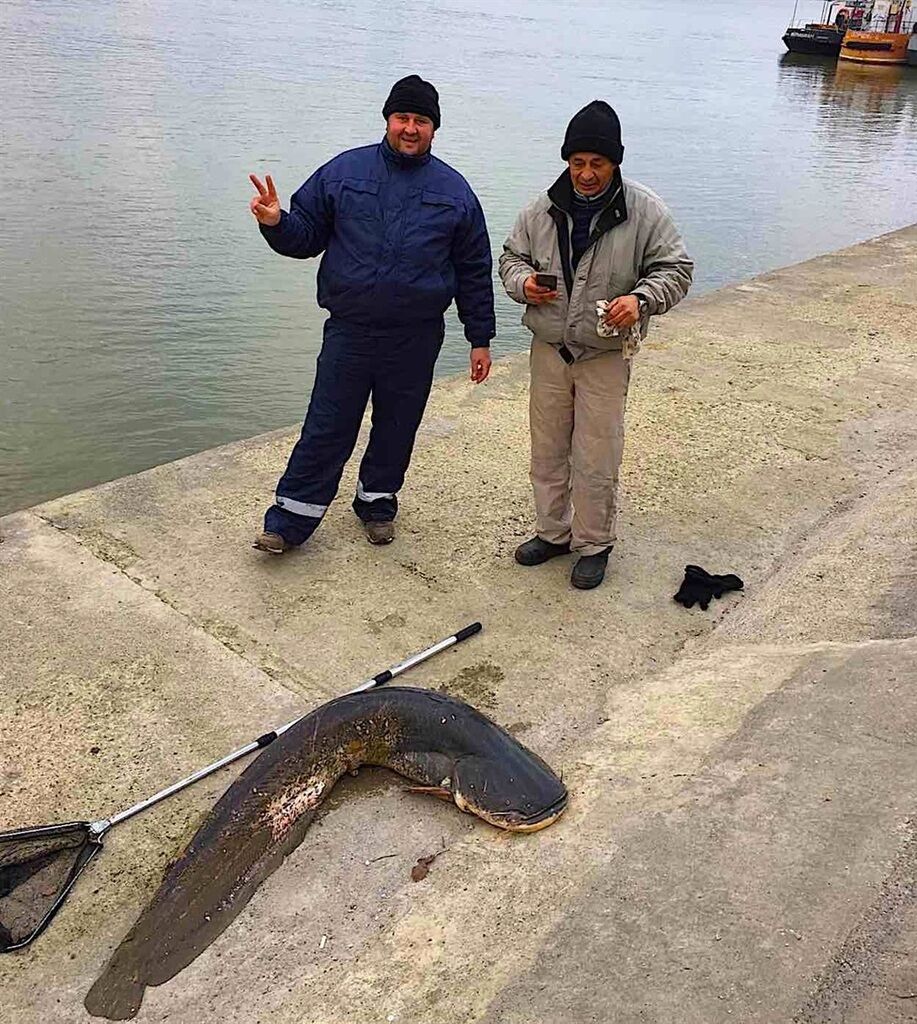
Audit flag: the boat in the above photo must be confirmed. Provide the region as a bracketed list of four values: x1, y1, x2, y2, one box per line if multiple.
[782, 2, 869, 55]
[909, 25, 917, 62]
[839, 0, 916, 64]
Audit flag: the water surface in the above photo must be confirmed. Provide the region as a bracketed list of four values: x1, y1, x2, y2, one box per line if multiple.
[1, 0, 915, 513]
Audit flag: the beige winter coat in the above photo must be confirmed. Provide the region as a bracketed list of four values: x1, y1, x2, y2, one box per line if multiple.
[499, 171, 693, 360]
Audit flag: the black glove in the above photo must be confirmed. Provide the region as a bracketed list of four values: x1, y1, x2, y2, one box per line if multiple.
[673, 564, 744, 610]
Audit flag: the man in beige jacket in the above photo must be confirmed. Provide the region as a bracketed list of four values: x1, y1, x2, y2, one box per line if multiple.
[500, 100, 693, 589]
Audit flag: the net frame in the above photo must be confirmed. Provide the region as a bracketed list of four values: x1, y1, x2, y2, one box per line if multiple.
[0, 821, 105, 952]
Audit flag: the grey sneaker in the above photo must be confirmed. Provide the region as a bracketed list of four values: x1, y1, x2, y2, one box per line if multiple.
[570, 547, 612, 589]
[364, 520, 395, 545]
[514, 536, 571, 566]
[253, 531, 292, 555]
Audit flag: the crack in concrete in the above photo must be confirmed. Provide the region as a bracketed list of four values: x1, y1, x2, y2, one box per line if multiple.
[31, 510, 307, 703]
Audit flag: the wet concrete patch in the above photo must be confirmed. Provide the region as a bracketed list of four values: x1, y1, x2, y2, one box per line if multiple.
[364, 613, 408, 637]
[439, 662, 504, 709]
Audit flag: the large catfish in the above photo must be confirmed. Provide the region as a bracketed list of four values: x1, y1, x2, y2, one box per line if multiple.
[85, 687, 567, 1019]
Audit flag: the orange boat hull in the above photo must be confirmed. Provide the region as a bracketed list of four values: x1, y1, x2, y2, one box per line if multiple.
[840, 30, 911, 64]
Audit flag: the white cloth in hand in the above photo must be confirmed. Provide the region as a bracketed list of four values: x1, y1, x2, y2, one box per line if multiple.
[596, 300, 641, 360]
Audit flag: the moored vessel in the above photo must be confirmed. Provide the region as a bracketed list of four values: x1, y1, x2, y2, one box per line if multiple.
[783, 2, 868, 55]
[840, 0, 916, 64]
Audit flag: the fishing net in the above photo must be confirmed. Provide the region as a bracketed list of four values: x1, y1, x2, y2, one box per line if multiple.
[0, 822, 103, 951]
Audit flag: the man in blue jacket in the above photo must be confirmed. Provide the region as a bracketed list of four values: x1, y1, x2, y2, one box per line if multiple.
[249, 75, 496, 552]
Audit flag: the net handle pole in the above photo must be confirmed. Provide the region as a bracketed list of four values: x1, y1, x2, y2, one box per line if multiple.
[94, 623, 482, 833]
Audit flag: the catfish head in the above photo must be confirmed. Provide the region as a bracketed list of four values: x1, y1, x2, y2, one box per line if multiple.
[450, 750, 568, 832]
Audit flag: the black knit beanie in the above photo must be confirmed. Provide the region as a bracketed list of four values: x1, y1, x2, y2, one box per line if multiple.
[561, 100, 624, 164]
[382, 75, 441, 129]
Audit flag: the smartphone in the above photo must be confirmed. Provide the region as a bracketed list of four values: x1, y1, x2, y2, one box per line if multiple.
[534, 273, 557, 290]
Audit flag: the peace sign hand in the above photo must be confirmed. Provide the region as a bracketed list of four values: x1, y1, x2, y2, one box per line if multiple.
[249, 174, 281, 227]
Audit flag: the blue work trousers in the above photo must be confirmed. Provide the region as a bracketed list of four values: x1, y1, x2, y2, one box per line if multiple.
[264, 318, 444, 545]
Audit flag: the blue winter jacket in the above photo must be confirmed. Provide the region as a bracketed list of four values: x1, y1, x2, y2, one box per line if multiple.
[259, 139, 496, 346]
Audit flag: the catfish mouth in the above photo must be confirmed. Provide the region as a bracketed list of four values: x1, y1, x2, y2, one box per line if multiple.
[457, 789, 569, 833]
[508, 791, 569, 832]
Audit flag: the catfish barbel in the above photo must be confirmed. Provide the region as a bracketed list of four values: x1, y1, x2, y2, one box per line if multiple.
[84, 687, 567, 1019]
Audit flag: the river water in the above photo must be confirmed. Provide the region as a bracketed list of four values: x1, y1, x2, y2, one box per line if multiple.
[1, 0, 916, 514]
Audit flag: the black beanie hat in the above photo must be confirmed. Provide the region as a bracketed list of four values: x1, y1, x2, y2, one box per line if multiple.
[382, 75, 441, 130]
[561, 100, 624, 164]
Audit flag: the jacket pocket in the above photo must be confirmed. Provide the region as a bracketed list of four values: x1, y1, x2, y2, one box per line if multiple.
[522, 298, 565, 341]
[421, 189, 458, 211]
[339, 178, 380, 219]
[418, 189, 459, 241]
[401, 189, 459, 272]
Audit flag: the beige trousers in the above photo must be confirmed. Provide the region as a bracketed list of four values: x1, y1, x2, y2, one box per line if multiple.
[529, 339, 631, 556]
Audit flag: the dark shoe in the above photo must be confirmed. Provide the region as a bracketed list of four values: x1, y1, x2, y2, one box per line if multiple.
[571, 547, 612, 590]
[514, 536, 571, 566]
[364, 520, 395, 545]
[253, 531, 293, 555]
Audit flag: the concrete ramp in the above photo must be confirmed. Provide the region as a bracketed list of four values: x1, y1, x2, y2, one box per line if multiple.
[1, 225, 916, 1022]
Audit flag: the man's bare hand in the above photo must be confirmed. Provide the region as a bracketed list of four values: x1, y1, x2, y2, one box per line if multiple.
[249, 174, 281, 226]
[470, 347, 491, 383]
[523, 274, 558, 305]
[603, 294, 639, 329]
